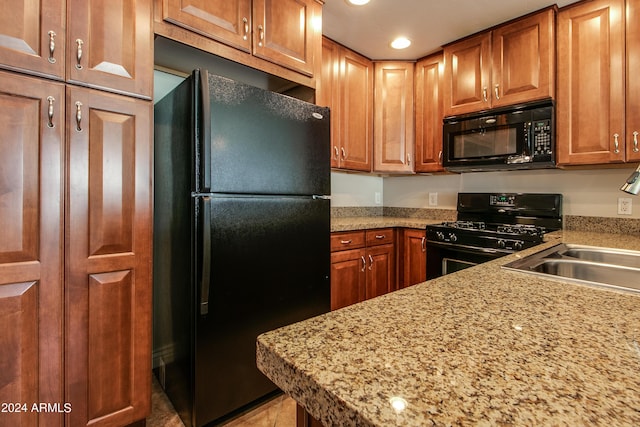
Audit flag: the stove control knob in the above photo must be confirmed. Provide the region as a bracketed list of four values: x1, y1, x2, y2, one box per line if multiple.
[436, 231, 445, 241]
[497, 240, 506, 249]
[514, 241, 523, 251]
[448, 233, 457, 242]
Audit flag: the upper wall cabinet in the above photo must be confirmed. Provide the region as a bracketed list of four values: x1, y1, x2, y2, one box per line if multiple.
[0, 0, 153, 99]
[557, 0, 640, 165]
[374, 61, 415, 173]
[414, 53, 445, 173]
[319, 37, 373, 172]
[155, 0, 322, 87]
[443, 7, 555, 116]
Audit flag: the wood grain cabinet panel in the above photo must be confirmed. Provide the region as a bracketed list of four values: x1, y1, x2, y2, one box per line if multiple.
[0, 0, 65, 79]
[444, 7, 555, 116]
[67, 0, 153, 98]
[628, 0, 640, 162]
[319, 37, 373, 171]
[0, 70, 64, 427]
[66, 86, 152, 427]
[415, 53, 445, 173]
[400, 229, 427, 289]
[374, 62, 415, 173]
[557, 0, 626, 165]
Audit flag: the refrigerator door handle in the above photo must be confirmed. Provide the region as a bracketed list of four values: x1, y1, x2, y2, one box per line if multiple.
[312, 195, 331, 200]
[199, 69, 212, 192]
[200, 197, 212, 315]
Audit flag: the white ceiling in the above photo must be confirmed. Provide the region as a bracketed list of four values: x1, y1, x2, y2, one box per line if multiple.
[322, 0, 581, 60]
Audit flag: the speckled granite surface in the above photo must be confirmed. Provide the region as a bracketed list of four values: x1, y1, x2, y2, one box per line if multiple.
[257, 230, 640, 426]
[331, 216, 444, 232]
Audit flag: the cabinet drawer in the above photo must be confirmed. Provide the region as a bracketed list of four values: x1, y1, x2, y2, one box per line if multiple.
[331, 231, 366, 252]
[366, 228, 395, 246]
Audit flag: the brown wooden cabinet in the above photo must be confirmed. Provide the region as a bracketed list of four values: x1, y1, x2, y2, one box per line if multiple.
[155, 0, 322, 85]
[0, 0, 153, 98]
[443, 7, 555, 116]
[414, 53, 445, 173]
[330, 229, 395, 310]
[557, 0, 640, 165]
[65, 87, 152, 427]
[399, 229, 427, 289]
[0, 70, 65, 427]
[374, 61, 415, 173]
[319, 38, 373, 172]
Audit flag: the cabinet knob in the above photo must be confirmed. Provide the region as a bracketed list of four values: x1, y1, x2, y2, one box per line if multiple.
[613, 133, 620, 154]
[368, 254, 374, 270]
[482, 87, 488, 102]
[494, 84, 500, 100]
[257, 25, 264, 47]
[75, 101, 83, 132]
[634, 131, 639, 153]
[361, 256, 366, 272]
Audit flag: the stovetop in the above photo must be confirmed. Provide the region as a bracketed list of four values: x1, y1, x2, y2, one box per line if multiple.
[426, 193, 563, 253]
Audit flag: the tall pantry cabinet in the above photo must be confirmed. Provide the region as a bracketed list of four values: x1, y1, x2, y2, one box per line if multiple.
[0, 1, 153, 426]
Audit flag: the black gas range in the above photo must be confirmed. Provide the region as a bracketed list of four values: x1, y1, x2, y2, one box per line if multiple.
[426, 193, 562, 278]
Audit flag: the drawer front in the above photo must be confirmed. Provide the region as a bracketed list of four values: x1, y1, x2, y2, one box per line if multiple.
[366, 228, 395, 246]
[331, 231, 366, 252]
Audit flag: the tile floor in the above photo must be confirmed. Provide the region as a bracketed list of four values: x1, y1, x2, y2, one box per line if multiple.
[147, 375, 297, 427]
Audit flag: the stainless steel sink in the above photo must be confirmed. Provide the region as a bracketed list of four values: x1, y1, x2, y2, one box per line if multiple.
[503, 243, 640, 294]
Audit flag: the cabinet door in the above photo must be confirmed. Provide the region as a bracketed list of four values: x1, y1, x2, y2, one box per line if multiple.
[319, 37, 341, 168]
[443, 32, 491, 116]
[415, 53, 445, 173]
[0, 71, 64, 427]
[163, 0, 252, 52]
[253, 0, 317, 76]
[492, 8, 555, 107]
[557, 0, 625, 165]
[66, 0, 153, 98]
[66, 87, 152, 426]
[374, 62, 415, 173]
[401, 229, 426, 289]
[0, 0, 65, 80]
[330, 249, 365, 310]
[627, 0, 640, 162]
[366, 244, 395, 299]
[339, 48, 373, 171]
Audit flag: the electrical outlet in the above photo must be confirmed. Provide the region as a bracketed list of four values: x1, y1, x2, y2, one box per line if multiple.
[428, 192, 438, 206]
[618, 197, 633, 215]
[374, 192, 382, 205]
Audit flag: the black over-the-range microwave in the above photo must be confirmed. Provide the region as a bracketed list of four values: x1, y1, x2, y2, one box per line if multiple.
[442, 99, 555, 172]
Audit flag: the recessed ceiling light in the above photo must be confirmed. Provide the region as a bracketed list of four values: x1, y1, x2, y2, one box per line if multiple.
[345, 0, 370, 5]
[390, 37, 411, 50]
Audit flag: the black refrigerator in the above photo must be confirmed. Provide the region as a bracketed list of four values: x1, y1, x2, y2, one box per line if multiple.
[153, 69, 331, 427]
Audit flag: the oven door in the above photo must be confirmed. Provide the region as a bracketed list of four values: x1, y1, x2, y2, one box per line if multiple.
[426, 241, 510, 279]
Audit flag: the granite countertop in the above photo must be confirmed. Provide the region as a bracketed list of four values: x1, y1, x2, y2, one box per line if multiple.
[331, 216, 444, 232]
[257, 230, 640, 426]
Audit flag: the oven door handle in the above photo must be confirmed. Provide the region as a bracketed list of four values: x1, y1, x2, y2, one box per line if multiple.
[425, 240, 513, 256]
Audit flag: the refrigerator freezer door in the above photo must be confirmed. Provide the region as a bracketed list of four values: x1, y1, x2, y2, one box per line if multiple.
[193, 195, 330, 425]
[196, 71, 331, 196]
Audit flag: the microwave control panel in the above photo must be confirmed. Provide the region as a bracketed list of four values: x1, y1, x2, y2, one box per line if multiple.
[532, 120, 552, 155]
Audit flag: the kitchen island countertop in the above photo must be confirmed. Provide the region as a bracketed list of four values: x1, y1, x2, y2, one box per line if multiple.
[257, 230, 640, 426]
[331, 216, 444, 232]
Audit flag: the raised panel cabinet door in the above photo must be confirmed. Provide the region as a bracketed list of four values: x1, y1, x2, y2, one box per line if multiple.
[330, 249, 366, 310]
[339, 48, 373, 171]
[414, 53, 445, 173]
[492, 8, 555, 107]
[443, 31, 491, 116]
[365, 244, 395, 300]
[162, 0, 252, 53]
[627, 0, 640, 162]
[374, 62, 415, 173]
[253, 0, 317, 76]
[401, 229, 426, 289]
[0, 71, 64, 427]
[557, 0, 625, 165]
[66, 87, 152, 426]
[0, 0, 65, 80]
[66, 0, 153, 99]
[319, 37, 341, 168]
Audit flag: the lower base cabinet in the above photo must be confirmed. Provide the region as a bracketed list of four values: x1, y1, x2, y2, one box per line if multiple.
[399, 228, 427, 288]
[330, 229, 395, 310]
